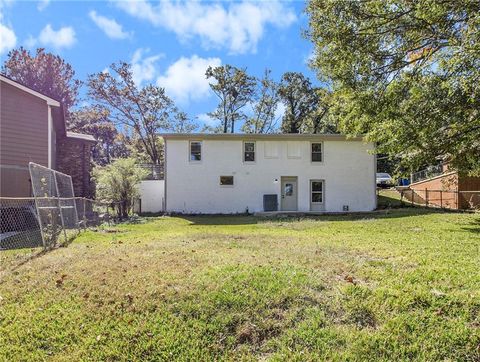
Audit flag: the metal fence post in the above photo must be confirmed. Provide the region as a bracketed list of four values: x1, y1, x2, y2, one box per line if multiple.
[53, 173, 67, 245]
[83, 198, 87, 230]
[425, 188, 428, 208]
[440, 190, 443, 209]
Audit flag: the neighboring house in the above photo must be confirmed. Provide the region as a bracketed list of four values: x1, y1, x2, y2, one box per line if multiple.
[0, 74, 95, 198]
[161, 133, 376, 214]
[408, 163, 480, 209]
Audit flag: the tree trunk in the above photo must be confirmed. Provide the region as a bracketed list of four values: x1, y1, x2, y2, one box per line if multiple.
[122, 200, 128, 219]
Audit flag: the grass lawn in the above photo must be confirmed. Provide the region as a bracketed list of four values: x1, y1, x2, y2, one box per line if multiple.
[377, 188, 405, 208]
[0, 209, 479, 361]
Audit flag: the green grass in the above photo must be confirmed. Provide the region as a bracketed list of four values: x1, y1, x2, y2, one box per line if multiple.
[377, 188, 404, 208]
[0, 210, 479, 361]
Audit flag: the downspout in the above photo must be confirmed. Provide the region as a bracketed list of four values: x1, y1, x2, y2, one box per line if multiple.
[82, 143, 86, 197]
[47, 105, 52, 168]
[164, 139, 167, 212]
[374, 143, 378, 210]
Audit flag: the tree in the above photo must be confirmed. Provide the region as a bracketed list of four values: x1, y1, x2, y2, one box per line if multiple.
[93, 158, 148, 219]
[242, 69, 280, 134]
[172, 111, 198, 133]
[68, 106, 129, 165]
[306, 0, 480, 175]
[301, 88, 336, 134]
[278, 72, 332, 134]
[88, 62, 194, 164]
[206, 65, 256, 133]
[2, 47, 81, 118]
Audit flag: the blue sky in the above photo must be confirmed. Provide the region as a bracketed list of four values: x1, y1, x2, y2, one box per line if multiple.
[0, 0, 316, 129]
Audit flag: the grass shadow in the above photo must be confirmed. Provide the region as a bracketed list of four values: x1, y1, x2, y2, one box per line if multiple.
[460, 217, 480, 234]
[178, 208, 445, 226]
[0, 230, 81, 280]
[377, 193, 406, 209]
[180, 214, 259, 226]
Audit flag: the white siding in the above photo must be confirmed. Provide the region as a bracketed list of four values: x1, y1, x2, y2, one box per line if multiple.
[138, 180, 165, 213]
[264, 141, 279, 158]
[165, 138, 376, 213]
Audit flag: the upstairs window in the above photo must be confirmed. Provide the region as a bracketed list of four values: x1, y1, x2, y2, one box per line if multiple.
[244, 141, 255, 162]
[220, 176, 234, 186]
[311, 142, 323, 162]
[190, 141, 202, 161]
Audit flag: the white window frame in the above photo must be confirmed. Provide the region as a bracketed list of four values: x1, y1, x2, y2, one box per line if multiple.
[310, 179, 324, 204]
[189, 140, 202, 162]
[311, 142, 323, 163]
[243, 141, 256, 163]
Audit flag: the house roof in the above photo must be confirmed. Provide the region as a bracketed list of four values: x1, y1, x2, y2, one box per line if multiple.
[159, 133, 364, 141]
[0, 74, 61, 107]
[66, 131, 96, 143]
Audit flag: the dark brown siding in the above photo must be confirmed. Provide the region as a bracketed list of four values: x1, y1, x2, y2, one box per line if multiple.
[0, 81, 49, 166]
[0, 81, 49, 196]
[0, 168, 32, 197]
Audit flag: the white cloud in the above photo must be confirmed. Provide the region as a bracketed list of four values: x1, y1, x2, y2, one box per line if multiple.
[304, 48, 316, 66]
[37, 0, 50, 11]
[0, 0, 16, 54]
[116, 0, 296, 54]
[89, 10, 131, 40]
[275, 102, 286, 121]
[0, 22, 16, 54]
[156, 55, 221, 104]
[197, 113, 217, 127]
[130, 48, 163, 86]
[27, 24, 76, 49]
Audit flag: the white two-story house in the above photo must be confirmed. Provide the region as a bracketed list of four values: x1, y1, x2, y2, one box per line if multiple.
[161, 133, 376, 214]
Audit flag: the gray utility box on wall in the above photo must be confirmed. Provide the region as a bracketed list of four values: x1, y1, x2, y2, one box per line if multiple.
[263, 194, 278, 212]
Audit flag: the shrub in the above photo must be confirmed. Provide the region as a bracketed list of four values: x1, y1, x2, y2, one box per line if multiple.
[93, 158, 148, 219]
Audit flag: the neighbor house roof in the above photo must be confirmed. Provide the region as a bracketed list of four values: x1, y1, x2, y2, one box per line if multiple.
[159, 133, 364, 141]
[0, 74, 61, 107]
[66, 131, 96, 143]
[1, 74, 96, 143]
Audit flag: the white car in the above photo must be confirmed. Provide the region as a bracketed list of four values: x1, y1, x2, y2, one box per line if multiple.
[376, 173, 393, 187]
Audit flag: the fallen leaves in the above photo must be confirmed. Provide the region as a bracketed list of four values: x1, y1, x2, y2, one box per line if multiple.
[344, 275, 357, 285]
[55, 274, 68, 288]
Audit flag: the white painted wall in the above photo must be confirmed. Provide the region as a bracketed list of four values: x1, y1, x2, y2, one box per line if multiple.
[165, 137, 376, 213]
[138, 180, 164, 213]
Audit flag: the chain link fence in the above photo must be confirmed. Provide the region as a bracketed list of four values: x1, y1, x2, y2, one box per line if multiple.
[0, 163, 119, 253]
[0, 197, 115, 251]
[29, 162, 76, 247]
[0, 196, 117, 278]
[1, 163, 139, 276]
[0, 198, 42, 250]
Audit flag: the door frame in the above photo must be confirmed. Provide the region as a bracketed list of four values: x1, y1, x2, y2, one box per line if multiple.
[280, 176, 298, 211]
